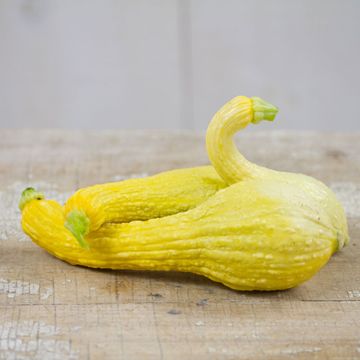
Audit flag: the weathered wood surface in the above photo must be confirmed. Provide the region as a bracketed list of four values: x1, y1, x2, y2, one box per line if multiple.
[0, 129, 359, 360]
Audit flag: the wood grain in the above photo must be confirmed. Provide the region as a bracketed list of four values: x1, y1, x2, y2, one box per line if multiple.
[0, 130, 359, 359]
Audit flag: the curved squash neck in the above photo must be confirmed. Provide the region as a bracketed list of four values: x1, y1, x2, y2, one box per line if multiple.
[206, 96, 278, 184]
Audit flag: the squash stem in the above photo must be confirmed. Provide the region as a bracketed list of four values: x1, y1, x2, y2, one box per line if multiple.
[64, 210, 90, 249]
[19, 187, 44, 211]
[251, 97, 278, 123]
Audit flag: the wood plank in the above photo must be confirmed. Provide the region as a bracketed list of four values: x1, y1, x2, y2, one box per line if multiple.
[0, 130, 359, 359]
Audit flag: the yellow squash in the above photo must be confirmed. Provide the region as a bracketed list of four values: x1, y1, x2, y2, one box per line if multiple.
[19, 96, 349, 291]
[63, 96, 272, 248]
[64, 167, 226, 247]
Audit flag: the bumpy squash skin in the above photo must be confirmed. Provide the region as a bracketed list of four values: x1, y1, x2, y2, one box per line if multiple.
[20, 95, 349, 291]
[21, 174, 348, 291]
[64, 166, 226, 233]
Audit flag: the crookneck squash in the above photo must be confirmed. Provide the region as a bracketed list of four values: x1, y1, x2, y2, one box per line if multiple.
[19, 96, 349, 290]
[63, 96, 274, 247]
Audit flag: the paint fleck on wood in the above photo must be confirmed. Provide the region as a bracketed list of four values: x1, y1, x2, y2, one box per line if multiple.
[348, 290, 360, 299]
[0, 279, 39, 298]
[0, 321, 78, 359]
[330, 182, 360, 218]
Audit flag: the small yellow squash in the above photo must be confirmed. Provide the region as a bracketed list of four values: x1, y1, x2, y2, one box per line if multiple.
[63, 96, 273, 248]
[64, 167, 226, 247]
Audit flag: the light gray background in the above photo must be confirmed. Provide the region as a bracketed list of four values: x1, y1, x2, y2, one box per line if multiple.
[1, 0, 359, 130]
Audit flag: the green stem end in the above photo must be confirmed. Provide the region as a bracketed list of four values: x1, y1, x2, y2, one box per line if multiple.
[64, 210, 91, 249]
[251, 96, 279, 124]
[19, 187, 45, 211]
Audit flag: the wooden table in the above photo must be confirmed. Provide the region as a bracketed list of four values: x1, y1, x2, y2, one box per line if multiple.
[0, 130, 359, 359]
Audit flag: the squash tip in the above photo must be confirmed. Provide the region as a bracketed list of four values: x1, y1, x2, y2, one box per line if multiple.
[19, 187, 44, 211]
[251, 96, 278, 124]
